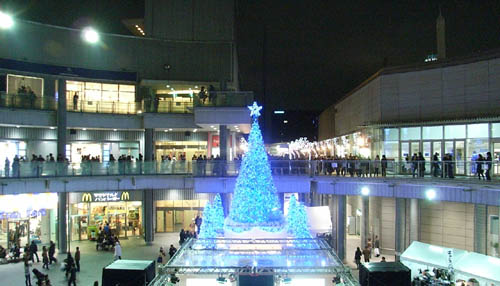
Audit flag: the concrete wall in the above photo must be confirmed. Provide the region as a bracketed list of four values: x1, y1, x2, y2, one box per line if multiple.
[420, 200, 474, 251]
[318, 56, 500, 139]
[0, 20, 232, 82]
[380, 197, 396, 250]
[146, 0, 234, 42]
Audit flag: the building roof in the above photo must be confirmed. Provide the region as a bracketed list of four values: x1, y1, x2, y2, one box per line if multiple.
[334, 48, 500, 107]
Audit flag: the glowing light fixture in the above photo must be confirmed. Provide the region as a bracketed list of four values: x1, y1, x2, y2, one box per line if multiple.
[82, 128, 87, 131]
[361, 187, 370, 196]
[113, 129, 117, 132]
[0, 11, 14, 29]
[49, 127, 55, 130]
[193, 129, 198, 133]
[82, 27, 99, 43]
[15, 125, 20, 128]
[426, 189, 436, 200]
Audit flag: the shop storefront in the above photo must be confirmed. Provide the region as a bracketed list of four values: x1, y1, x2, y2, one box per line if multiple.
[69, 191, 143, 241]
[0, 193, 58, 248]
[155, 141, 207, 161]
[68, 141, 140, 162]
[66, 80, 136, 113]
[155, 199, 208, 233]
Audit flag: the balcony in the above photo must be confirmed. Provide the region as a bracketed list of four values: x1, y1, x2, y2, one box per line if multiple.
[2, 160, 500, 184]
[0, 92, 56, 111]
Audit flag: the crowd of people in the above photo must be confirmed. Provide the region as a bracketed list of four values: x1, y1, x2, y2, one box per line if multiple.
[354, 236, 384, 269]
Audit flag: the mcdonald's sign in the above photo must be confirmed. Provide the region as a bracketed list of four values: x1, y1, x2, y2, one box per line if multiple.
[82, 193, 92, 202]
[121, 191, 130, 201]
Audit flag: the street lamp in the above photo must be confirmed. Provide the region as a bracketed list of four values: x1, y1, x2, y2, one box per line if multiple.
[82, 27, 99, 44]
[0, 11, 14, 29]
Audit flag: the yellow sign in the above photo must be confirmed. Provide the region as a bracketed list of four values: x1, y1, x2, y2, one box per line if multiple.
[82, 193, 92, 202]
[121, 191, 130, 201]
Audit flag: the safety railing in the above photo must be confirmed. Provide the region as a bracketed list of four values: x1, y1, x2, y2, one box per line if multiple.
[68, 100, 143, 115]
[2, 160, 500, 181]
[0, 92, 57, 111]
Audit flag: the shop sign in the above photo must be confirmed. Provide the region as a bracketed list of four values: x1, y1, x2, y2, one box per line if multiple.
[0, 209, 47, 219]
[212, 135, 220, 147]
[81, 191, 130, 202]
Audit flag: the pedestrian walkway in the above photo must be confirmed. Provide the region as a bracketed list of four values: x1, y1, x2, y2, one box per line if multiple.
[0, 233, 179, 285]
[345, 234, 395, 269]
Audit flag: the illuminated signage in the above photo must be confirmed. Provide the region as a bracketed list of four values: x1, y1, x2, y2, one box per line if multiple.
[0, 209, 47, 219]
[81, 191, 130, 202]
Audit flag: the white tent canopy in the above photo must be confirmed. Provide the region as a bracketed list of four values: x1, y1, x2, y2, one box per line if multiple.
[400, 241, 500, 285]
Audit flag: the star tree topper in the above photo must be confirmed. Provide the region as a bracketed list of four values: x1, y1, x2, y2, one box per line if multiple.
[248, 101, 263, 119]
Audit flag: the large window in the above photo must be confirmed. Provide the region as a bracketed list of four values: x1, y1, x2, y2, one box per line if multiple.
[401, 127, 420, 140]
[384, 128, 399, 141]
[444, 125, 466, 139]
[422, 126, 443, 140]
[492, 123, 500, 138]
[7, 74, 44, 97]
[66, 80, 136, 113]
[383, 141, 398, 160]
[467, 123, 489, 138]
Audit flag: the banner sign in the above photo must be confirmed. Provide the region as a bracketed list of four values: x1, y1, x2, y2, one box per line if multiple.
[81, 192, 130, 202]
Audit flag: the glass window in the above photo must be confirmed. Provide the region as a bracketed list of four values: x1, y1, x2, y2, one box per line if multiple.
[7, 74, 44, 97]
[492, 123, 500, 138]
[444, 125, 466, 139]
[467, 123, 489, 138]
[384, 128, 399, 141]
[401, 127, 420, 140]
[383, 141, 398, 160]
[467, 138, 489, 160]
[422, 126, 443, 140]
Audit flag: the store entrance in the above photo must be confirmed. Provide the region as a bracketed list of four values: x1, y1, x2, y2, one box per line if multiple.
[423, 141, 442, 176]
[156, 208, 200, 233]
[445, 140, 465, 175]
[400, 141, 420, 174]
[493, 141, 500, 177]
[7, 220, 29, 248]
[70, 215, 89, 242]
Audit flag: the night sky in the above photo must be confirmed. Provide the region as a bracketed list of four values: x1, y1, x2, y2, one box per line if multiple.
[1, 1, 500, 111]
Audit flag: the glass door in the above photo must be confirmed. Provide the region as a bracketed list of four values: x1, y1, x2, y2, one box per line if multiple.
[7, 220, 29, 248]
[445, 140, 465, 175]
[401, 142, 410, 174]
[493, 142, 500, 176]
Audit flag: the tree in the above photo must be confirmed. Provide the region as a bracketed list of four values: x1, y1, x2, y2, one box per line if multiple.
[212, 194, 225, 235]
[286, 195, 311, 239]
[198, 201, 216, 239]
[227, 102, 282, 226]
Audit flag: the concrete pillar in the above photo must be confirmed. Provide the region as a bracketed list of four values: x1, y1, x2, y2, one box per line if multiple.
[56, 79, 67, 159]
[57, 192, 67, 253]
[144, 128, 154, 161]
[337, 195, 346, 261]
[221, 193, 231, 217]
[231, 132, 237, 160]
[361, 196, 370, 248]
[395, 198, 407, 260]
[219, 125, 228, 161]
[409, 199, 420, 244]
[143, 190, 154, 244]
[474, 204, 488, 254]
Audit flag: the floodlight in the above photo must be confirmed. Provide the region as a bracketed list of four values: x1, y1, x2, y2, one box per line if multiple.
[425, 189, 436, 200]
[0, 11, 13, 29]
[361, 187, 370, 196]
[82, 27, 99, 43]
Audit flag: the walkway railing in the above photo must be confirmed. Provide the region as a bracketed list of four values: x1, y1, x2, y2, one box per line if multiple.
[0, 92, 57, 111]
[1, 160, 500, 181]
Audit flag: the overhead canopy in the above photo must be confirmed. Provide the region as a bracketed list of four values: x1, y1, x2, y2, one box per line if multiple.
[400, 241, 467, 269]
[401, 242, 500, 285]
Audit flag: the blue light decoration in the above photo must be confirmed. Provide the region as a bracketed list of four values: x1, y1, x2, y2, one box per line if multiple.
[211, 194, 225, 235]
[226, 102, 283, 232]
[199, 201, 216, 239]
[286, 195, 311, 239]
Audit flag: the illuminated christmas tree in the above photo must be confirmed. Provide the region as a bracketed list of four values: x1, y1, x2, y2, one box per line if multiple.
[227, 102, 283, 228]
[198, 201, 216, 239]
[212, 194, 225, 235]
[286, 195, 311, 238]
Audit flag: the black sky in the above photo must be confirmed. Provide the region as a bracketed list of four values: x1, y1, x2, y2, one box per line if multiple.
[2, 0, 500, 112]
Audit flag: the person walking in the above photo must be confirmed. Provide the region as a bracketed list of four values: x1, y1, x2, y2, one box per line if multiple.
[477, 154, 485, 180]
[195, 215, 202, 234]
[48, 241, 57, 264]
[373, 155, 380, 177]
[168, 244, 177, 259]
[362, 246, 371, 263]
[4, 157, 10, 177]
[354, 247, 362, 269]
[381, 155, 387, 177]
[418, 152, 425, 177]
[42, 246, 49, 269]
[64, 252, 74, 278]
[74, 247, 80, 272]
[114, 241, 122, 260]
[68, 264, 77, 286]
[158, 247, 166, 265]
[486, 152, 492, 181]
[24, 260, 32, 286]
[374, 236, 380, 257]
[29, 240, 40, 263]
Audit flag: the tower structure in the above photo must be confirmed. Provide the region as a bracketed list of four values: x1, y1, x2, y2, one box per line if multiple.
[436, 8, 446, 60]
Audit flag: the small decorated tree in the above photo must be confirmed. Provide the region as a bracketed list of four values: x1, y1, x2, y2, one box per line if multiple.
[286, 195, 311, 239]
[211, 194, 225, 235]
[198, 201, 216, 239]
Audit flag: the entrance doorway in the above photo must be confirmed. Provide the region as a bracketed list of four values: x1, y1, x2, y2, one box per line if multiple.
[401, 141, 420, 174]
[7, 220, 30, 248]
[156, 208, 201, 233]
[445, 140, 465, 175]
[493, 141, 500, 176]
[423, 141, 442, 176]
